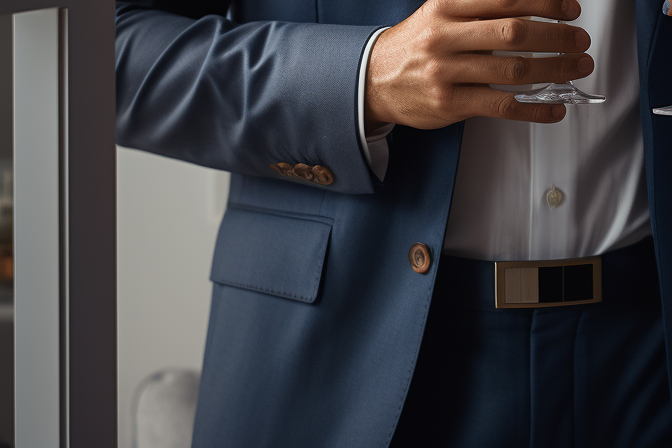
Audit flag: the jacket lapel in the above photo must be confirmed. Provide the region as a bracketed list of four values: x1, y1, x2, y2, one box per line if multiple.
[636, 0, 672, 397]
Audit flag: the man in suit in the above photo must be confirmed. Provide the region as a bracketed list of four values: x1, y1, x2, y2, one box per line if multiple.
[115, 0, 672, 446]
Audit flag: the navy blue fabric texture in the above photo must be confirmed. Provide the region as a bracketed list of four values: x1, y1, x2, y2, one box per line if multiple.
[192, 123, 463, 447]
[210, 205, 332, 303]
[114, 0, 672, 447]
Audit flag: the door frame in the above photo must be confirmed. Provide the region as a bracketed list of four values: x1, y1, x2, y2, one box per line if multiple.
[0, 1, 116, 447]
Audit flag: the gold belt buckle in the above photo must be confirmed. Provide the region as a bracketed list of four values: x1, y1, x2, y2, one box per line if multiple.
[495, 256, 602, 309]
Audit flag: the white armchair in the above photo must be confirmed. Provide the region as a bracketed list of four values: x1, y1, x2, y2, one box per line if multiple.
[132, 368, 201, 448]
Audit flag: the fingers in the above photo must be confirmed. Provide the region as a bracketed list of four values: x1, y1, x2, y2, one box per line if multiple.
[442, 19, 591, 53]
[431, 0, 581, 21]
[446, 53, 594, 84]
[452, 85, 566, 123]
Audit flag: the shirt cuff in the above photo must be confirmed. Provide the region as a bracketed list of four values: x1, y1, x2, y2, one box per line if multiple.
[357, 27, 394, 181]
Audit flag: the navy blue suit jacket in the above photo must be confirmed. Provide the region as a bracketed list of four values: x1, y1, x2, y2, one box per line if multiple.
[115, 1, 672, 446]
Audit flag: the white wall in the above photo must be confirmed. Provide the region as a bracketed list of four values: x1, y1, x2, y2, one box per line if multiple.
[117, 146, 229, 448]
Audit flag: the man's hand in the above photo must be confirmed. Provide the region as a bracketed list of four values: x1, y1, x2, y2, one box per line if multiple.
[365, 0, 594, 131]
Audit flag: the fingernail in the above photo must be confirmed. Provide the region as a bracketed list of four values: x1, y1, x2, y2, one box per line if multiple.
[577, 56, 594, 75]
[575, 31, 590, 49]
[552, 105, 565, 119]
[663, 0, 671, 16]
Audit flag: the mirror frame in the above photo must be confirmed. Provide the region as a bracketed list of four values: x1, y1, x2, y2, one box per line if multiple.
[0, 1, 116, 447]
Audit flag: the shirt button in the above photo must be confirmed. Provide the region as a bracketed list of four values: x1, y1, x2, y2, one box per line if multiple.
[409, 243, 431, 274]
[545, 184, 563, 210]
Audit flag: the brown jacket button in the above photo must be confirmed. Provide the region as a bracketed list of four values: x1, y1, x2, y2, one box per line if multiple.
[293, 163, 314, 181]
[312, 165, 334, 186]
[409, 243, 431, 274]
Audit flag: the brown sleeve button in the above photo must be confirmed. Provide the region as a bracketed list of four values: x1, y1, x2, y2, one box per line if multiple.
[270, 163, 283, 175]
[276, 162, 293, 176]
[292, 163, 314, 181]
[312, 165, 335, 186]
[409, 243, 431, 274]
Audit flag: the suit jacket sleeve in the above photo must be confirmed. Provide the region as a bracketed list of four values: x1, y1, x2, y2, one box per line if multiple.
[115, 0, 382, 194]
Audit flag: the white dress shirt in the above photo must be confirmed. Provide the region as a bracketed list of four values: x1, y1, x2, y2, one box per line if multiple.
[357, 0, 651, 261]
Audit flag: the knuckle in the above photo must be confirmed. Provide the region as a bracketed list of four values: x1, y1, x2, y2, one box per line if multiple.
[496, 95, 517, 118]
[428, 85, 447, 109]
[416, 25, 442, 54]
[430, 85, 455, 113]
[503, 57, 528, 82]
[559, 26, 579, 48]
[424, 59, 443, 80]
[498, 19, 526, 46]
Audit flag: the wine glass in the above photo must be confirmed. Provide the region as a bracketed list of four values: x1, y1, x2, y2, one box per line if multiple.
[515, 18, 606, 105]
[653, 106, 672, 115]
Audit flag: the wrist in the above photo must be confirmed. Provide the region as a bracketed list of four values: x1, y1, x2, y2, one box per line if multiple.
[364, 103, 388, 135]
[363, 28, 394, 134]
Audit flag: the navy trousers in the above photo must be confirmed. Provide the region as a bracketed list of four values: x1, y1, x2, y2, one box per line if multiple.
[390, 238, 672, 448]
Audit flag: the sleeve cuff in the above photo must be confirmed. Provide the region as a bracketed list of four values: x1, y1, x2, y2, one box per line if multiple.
[357, 27, 394, 181]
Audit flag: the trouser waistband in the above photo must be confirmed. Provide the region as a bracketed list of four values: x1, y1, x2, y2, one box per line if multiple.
[435, 236, 660, 311]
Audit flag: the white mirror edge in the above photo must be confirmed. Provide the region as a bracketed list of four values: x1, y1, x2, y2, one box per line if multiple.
[13, 7, 66, 448]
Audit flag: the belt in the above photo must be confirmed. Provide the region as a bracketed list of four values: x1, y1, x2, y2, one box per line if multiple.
[434, 237, 660, 311]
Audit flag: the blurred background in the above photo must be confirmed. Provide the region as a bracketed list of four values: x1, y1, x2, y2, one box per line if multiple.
[0, 4, 215, 447]
[0, 13, 14, 448]
[117, 147, 229, 448]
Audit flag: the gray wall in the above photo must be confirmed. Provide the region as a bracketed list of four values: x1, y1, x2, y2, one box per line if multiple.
[117, 146, 229, 448]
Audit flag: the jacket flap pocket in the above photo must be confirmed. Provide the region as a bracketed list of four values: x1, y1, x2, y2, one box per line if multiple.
[210, 206, 332, 303]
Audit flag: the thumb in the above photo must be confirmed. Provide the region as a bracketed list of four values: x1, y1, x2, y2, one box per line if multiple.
[664, 0, 671, 16]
